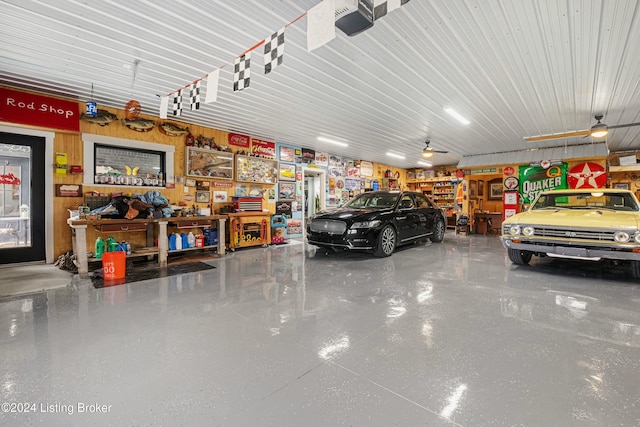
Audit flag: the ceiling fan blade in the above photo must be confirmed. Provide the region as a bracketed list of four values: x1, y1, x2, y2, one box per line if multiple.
[523, 129, 590, 142]
[434, 150, 448, 153]
[608, 122, 640, 130]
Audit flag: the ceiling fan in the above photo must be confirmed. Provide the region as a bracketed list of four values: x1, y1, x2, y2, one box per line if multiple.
[422, 139, 448, 158]
[524, 114, 640, 143]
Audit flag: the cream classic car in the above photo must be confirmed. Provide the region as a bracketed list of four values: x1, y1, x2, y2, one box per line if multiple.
[501, 188, 640, 278]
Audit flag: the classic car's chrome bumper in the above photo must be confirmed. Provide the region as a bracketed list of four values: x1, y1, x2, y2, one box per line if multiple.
[501, 238, 640, 261]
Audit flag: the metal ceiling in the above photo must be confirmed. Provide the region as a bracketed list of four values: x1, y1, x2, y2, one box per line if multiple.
[2, 0, 640, 169]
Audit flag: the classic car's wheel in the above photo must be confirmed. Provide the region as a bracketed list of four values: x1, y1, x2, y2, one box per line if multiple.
[508, 248, 532, 265]
[431, 218, 445, 243]
[374, 225, 396, 257]
[631, 260, 640, 279]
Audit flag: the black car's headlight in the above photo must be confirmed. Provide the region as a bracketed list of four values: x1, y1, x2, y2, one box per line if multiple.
[351, 220, 381, 229]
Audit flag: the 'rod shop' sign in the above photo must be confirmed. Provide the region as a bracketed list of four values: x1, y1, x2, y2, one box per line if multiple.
[0, 87, 79, 132]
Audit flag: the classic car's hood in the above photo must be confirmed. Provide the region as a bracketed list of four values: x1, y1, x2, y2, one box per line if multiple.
[313, 207, 391, 220]
[505, 209, 640, 228]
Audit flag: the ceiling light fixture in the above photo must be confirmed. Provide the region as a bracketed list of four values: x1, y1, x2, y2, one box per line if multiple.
[444, 107, 470, 125]
[422, 150, 434, 158]
[317, 136, 349, 147]
[386, 151, 406, 160]
[417, 161, 432, 167]
[590, 116, 608, 138]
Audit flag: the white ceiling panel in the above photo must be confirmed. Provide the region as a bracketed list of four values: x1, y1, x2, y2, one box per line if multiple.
[1, 0, 640, 168]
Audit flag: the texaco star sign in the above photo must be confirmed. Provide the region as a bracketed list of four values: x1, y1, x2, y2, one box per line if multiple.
[567, 162, 607, 189]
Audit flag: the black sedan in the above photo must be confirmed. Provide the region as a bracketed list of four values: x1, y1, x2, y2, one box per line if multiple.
[307, 191, 447, 257]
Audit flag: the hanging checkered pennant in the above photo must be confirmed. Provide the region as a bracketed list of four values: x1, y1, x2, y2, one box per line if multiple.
[173, 89, 183, 116]
[264, 27, 285, 75]
[189, 81, 201, 110]
[233, 52, 251, 92]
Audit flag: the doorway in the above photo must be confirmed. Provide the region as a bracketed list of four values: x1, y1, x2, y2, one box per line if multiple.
[0, 130, 49, 264]
[301, 168, 326, 238]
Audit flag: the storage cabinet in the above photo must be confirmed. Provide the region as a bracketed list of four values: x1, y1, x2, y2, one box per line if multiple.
[227, 212, 271, 250]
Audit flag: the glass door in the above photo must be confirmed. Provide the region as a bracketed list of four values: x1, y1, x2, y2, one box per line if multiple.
[0, 132, 45, 264]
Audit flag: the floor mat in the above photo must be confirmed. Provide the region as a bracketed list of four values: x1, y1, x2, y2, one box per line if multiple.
[91, 260, 215, 288]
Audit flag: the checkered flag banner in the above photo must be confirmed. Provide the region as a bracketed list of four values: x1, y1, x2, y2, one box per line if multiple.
[264, 27, 285, 75]
[173, 89, 183, 116]
[233, 52, 251, 92]
[189, 81, 201, 110]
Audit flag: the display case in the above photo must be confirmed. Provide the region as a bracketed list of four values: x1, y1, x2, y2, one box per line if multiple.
[236, 155, 278, 184]
[186, 147, 234, 180]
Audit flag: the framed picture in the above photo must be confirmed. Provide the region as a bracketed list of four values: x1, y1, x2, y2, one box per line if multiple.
[279, 163, 296, 181]
[478, 180, 484, 197]
[614, 183, 630, 189]
[469, 180, 477, 199]
[196, 180, 210, 191]
[212, 190, 228, 203]
[489, 181, 504, 200]
[55, 184, 82, 197]
[279, 182, 296, 200]
[185, 146, 234, 180]
[185, 178, 196, 187]
[196, 191, 210, 203]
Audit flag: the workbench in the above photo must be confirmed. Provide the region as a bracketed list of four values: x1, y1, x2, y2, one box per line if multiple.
[68, 215, 227, 278]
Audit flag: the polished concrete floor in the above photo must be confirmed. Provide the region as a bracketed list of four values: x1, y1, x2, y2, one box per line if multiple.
[0, 233, 639, 426]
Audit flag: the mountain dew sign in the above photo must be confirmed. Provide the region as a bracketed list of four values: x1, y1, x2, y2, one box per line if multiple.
[519, 162, 568, 204]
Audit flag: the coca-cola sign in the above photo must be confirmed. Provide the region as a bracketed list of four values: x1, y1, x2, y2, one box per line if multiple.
[228, 132, 250, 148]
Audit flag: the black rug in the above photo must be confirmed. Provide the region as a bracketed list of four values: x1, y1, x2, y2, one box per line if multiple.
[91, 260, 215, 288]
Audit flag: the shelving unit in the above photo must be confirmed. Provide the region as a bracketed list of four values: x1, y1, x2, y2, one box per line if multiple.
[381, 177, 399, 190]
[407, 177, 457, 209]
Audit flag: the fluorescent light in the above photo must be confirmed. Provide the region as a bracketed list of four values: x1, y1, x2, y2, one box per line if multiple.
[444, 107, 470, 125]
[386, 152, 405, 160]
[417, 161, 432, 167]
[317, 136, 348, 147]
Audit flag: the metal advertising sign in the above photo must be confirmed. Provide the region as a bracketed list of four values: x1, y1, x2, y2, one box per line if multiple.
[519, 162, 568, 204]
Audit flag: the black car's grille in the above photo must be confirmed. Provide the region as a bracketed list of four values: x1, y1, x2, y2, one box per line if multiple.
[309, 219, 347, 235]
[503, 225, 615, 241]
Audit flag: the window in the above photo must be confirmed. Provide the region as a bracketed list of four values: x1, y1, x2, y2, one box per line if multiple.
[415, 193, 432, 208]
[94, 144, 165, 186]
[82, 134, 175, 187]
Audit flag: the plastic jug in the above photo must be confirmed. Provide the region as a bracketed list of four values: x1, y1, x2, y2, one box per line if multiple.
[175, 233, 183, 250]
[188, 232, 196, 248]
[169, 233, 177, 251]
[181, 233, 188, 249]
[95, 237, 105, 259]
[106, 236, 118, 252]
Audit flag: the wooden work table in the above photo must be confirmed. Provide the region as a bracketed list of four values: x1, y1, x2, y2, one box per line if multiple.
[68, 215, 227, 278]
[474, 212, 503, 234]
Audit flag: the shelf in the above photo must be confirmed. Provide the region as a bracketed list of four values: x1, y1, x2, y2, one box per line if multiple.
[169, 245, 218, 253]
[609, 165, 640, 172]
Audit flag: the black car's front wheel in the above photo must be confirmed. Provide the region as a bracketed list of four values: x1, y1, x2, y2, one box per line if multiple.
[374, 225, 396, 257]
[431, 218, 445, 243]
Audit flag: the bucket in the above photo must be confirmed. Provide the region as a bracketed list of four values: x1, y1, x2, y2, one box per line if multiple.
[102, 251, 126, 281]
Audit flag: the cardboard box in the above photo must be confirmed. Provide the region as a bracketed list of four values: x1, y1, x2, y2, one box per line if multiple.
[619, 155, 637, 166]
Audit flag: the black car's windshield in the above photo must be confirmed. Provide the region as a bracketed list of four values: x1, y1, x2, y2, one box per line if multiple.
[343, 192, 400, 209]
[531, 192, 640, 212]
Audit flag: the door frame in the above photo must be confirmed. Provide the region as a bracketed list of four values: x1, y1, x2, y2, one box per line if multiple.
[301, 168, 326, 239]
[0, 125, 54, 264]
